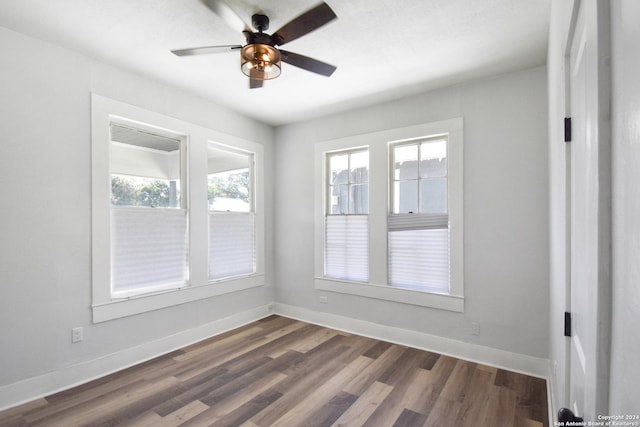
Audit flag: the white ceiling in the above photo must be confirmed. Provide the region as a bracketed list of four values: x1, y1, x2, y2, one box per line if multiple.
[0, 0, 549, 126]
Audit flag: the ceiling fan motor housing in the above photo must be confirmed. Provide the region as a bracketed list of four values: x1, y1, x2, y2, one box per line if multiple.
[251, 14, 269, 32]
[243, 31, 273, 46]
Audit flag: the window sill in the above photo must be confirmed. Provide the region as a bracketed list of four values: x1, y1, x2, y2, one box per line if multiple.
[92, 274, 264, 323]
[314, 277, 464, 312]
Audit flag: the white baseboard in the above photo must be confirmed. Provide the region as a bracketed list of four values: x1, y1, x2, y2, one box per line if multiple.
[0, 304, 273, 412]
[274, 303, 549, 379]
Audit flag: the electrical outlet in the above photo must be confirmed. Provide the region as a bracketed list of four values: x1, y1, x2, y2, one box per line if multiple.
[319, 296, 328, 304]
[471, 322, 480, 336]
[72, 327, 84, 343]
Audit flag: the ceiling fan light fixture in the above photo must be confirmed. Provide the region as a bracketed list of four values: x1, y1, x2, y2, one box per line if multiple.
[241, 44, 281, 80]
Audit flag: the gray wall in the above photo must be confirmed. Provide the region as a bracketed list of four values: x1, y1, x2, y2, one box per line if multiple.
[0, 26, 276, 390]
[274, 66, 549, 359]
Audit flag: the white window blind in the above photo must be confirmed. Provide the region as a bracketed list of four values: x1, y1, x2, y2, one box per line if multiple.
[325, 215, 369, 282]
[388, 213, 450, 294]
[111, 208, 188, 296]
[209, 212, 255, 280]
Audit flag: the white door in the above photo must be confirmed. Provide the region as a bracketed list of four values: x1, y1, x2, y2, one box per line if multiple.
[566, 0, 611, 421]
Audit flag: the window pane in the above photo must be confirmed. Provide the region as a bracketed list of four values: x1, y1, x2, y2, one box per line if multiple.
[420, 178, 447, 213]
[330, 154, 349, 185]
[208, 146, 251, 212]
[420, 140, 447, 178]
[388, 228, 450, 293]
[394, 180, 418, 213]
[209, 213, 255, 280]
[110, 124, 182, 209]
[350, 151, 369, 184]
[111, 208, 188, 296]
[350, 183, 369, 214]
[111, 175, 180, 208]
[330, 184, 349, 214]
[394, 144, 418, 180]
[325, 215, 368, 282]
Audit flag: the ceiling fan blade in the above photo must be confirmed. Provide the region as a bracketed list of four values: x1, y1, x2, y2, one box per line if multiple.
[249, 68, 264, 89]
[249, 78, 264, 89]
[280, 50, 336, 77]
[272, 2, 337, 46]
[200, 0, 251, 33]
[171, 45, 242, 56]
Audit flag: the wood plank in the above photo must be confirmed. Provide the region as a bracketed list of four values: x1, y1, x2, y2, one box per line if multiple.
[362, 365, 435, 426]
[362, 340, 393, 359]
[303, 391, 359, 427]
[420, 351, 442, 371]
[153, 355, 275, 416]
[158, 400, 210, 426]
[269, 355, 374, 426]
[268, 325, 344, 358]
[208, 390, 283, 427]
[478, 385, 517, 427]
[30, 376, 180, 427]
[179, 372, 287, 426]
[20, 355, 180, 423]
[439, 359, 478, 402]
[393, 408, 428, 427]
[22, 378, 147, 425]
[422, 396, 462, 426]
[397, 367, 434, 413]
[365, 353, 457, 424]
[494, 368, 528, 395]
[376, 347, 428, 386]
[0, 398, 47, 422]
[405, 355, 459, 415]
[173, 320, 306, 368]
[330, 381, 394, 427]
[197, 351, 302, 409]
[517, 418, 544, 427]
[117, 410, 163, 427]
[342, 344, 407, 395]
[251, 335, 374, 426]
[455, 368, 496, 427]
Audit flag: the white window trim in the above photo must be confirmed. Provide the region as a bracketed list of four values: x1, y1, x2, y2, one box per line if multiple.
[314, 118, 464, 312]
[91, 94, 264, 323]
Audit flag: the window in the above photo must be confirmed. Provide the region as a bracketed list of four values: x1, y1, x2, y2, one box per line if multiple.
[389, 137, 450, 294]
[110, 123, 188, 297]
[208, 144, 255, 280]
[314, 118, 463, 312]
[324, 149, 369, 282]
[91, 94, 265, 322]
[391, 139, 447, 214]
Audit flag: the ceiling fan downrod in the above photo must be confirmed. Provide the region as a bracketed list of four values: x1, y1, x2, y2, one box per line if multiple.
[251, 14, 269, 33]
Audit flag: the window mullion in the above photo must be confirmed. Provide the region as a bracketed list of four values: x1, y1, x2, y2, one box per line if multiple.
[417, 143, 422, 213]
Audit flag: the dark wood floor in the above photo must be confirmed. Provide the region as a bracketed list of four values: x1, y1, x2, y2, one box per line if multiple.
[0, 315, 548, 427]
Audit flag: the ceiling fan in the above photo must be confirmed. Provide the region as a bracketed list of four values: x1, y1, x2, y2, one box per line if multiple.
[172, 0, 338, 89]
